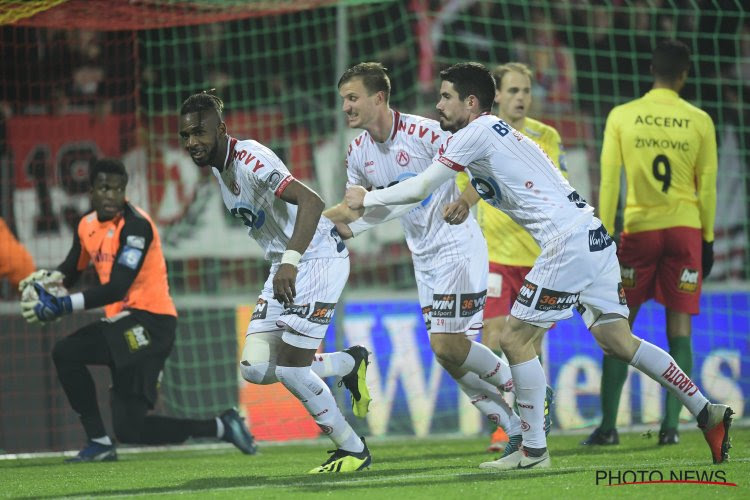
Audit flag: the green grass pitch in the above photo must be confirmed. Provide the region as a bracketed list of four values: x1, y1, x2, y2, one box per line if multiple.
[1, 427, 747, 499]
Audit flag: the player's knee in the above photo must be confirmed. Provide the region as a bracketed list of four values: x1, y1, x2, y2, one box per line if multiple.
[429, 334, 461, 363]
[240, 331, 281, 384]
[51, 338, 72, 366]
[239, 360, 277, 385]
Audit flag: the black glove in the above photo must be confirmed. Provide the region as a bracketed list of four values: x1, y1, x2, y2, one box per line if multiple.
[702, 240, 714, 279]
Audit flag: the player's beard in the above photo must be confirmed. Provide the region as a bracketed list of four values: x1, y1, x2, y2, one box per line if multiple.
[191, 142, 218, 168]
[439, 114, 462, 133]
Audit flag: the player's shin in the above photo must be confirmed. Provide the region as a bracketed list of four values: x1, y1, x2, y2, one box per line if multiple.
[275, 365, 363, 452]
[459, 341, 514, 392]
[456, 372, 521, 436]
[629, 340, 708, 416]
[510, 358, 548, 450]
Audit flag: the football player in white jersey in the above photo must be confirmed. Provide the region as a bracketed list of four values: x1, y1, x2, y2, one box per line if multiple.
[345, 63, 733, 469]
[324, 62, 548, 458]
[179, 91, 371, 473]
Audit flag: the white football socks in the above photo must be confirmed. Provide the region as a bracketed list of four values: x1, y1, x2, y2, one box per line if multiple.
[456, 372, 522, 436]
[629, 340, 708, 416]
[91, 436, 112, 446]
[510, 357, 548, 449]
[275, 365, 363, 453]
[460, 341, 514, 392]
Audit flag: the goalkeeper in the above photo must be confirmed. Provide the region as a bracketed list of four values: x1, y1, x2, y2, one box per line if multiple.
[20, 158, 257, 462]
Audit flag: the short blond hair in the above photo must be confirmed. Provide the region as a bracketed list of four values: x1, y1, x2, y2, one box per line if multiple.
[492, 62, 533, 90]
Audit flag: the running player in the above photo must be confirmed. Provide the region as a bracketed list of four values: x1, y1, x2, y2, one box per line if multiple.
[583, 39, 718, 447]
[451, 62, 565, 451]
[21, 158, 257, 462]
[324, 62, 532, 458]
[179, 91, 370, 473]
[345, 62, 733, 469]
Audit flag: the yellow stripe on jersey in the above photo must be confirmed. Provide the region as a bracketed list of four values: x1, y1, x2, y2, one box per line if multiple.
[456, 117, 567, 266]
[598, 88, 717, 241]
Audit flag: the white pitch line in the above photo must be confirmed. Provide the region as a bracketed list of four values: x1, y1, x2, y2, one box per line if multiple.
[54, 458, 749, 500]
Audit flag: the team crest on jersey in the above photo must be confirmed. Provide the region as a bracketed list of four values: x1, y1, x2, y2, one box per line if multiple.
[620, 265, 636, 288]
[396, 150, 410, 166]
[535, 288, 580, 311]
[678, 268, 699, 293]
[516, 280, 538, 307]
[231, 180, 240, 195]
[309, 302, 336, 325]
[123, 325, 151, 352]
[432, 294, 456, 318]
[460, 291, 487, 317]
[252, 298, 268, 320]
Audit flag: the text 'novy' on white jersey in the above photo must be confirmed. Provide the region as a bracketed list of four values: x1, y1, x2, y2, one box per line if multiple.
[346, 110, 484, 270]
[437, 114, 593, 247]
[212, 137, 347, 262]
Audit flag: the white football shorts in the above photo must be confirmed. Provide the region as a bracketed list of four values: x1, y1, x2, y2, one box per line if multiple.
[415, 244, 488, 334]
[510, 217, 630, 329]
[247, 256, 350, 349]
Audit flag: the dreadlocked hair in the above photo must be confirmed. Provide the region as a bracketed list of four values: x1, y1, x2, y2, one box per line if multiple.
[180, 88, 224, 117]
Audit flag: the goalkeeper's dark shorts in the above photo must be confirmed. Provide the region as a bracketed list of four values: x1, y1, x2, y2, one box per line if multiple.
[72, 309, 176, 408]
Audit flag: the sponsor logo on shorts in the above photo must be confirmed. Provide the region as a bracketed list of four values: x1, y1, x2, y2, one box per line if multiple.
[432, 294, 456, 318]
[588, 225, 613, 252]
[421, 305, 432, 330]
[251, 298, 268, 320]
[282, 303, 310, 318]
[678, 268, 699, 293]
[617, 282, 628, 305]
[535, 288, 580, 311]
[516, 280, 538, 307]
[620, 265, 636, 288]
[460, 291, 486, 317]
[309, 302, 336, 325]
[487, 272, 502, 298]
[124, 325, 150, 352]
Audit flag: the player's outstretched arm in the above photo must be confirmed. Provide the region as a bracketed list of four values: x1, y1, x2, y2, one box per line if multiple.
[275, 180, 326, 306]
[322, 201, 364, 224]
[346, 161, 456, 210]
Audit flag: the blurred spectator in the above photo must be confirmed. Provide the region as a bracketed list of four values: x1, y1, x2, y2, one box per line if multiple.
[511, 9, 576, 114]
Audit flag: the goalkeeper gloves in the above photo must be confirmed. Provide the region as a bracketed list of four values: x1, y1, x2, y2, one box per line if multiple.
[21, 283, 73, 324]
[701, 240, 714, 279]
